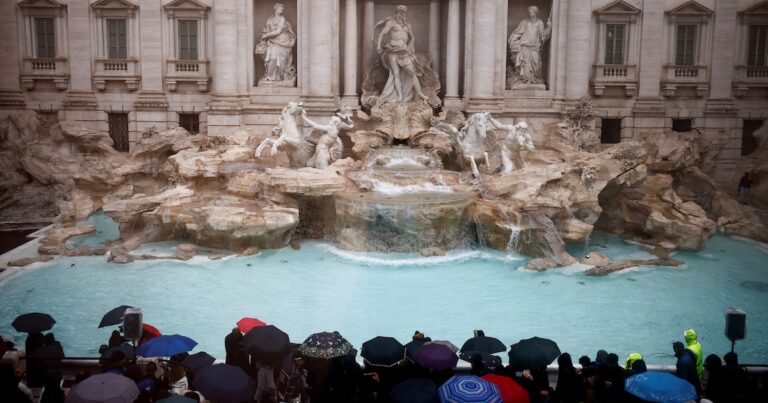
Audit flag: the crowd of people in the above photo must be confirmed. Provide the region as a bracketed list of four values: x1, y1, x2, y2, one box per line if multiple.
[0, 327, 764, 403]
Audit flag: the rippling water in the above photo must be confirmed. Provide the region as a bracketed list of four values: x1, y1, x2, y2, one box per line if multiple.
[1, 233, 767, 365]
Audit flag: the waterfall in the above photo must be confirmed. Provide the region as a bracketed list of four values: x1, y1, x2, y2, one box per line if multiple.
[584, 231, 592, 258]
[506, 225, 522, 253]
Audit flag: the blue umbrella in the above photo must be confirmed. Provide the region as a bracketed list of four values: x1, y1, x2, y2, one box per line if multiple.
[625, 371, 697, 403]
[136, 334, 197, 358]
[438, 375, 503, 403]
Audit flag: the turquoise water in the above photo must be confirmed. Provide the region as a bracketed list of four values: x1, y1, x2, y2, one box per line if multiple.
[1, 233, 767, 366]
[65, 211, 121, 249]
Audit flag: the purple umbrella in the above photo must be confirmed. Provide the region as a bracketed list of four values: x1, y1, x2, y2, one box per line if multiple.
[67, 373, 139, 403]
[413, 343, 458, 370]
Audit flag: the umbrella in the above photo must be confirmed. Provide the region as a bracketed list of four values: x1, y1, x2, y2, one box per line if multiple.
[299, 331, 353, 359]
[405, 339, 428, 359]
[438, 375, 503, 403]
[237, 317, 267, 333]
[183, 351, 216, 372]
[193, 364, 255, 403]
[98, 305, 133, 328]
[482, 374, 529, 403]
[68, 373, 139, 403]
[142, 323, 161, 337]
[413, 343, 458, 371]
[136, 334, 197, 358]
[461, 335, 506, 354]
[12, 312, 55, 333]
[156, 396, 197, 403]
[459, 351, 503, 370]
[361, 336, 405, 367]
[507, 337, 560, 369]
[624, 371, 697, 403]
[426, 340, 460, 353]
[242, 325, 292, 363]
[100, 344, 135, 365]
[390, 378, 439, 403]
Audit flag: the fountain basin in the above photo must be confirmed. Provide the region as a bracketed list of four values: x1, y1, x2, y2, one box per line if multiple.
[335, 191, 476, 252]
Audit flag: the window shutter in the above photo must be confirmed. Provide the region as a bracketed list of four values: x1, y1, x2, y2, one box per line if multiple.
[189, 20, 198, 60]
[35, 18, 55, 59]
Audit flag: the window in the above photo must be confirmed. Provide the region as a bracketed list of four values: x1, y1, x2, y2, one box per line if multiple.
[672, 119, 693, 132]
[34, 17, 55, 59]
[604, 24, 625, 65]
[178, 20, 199, 60]
[108, 113, 130, 152]
[179, 113, 200, 135]
[676, 25, 697, 65]
[600, 119, 622, 144]
[748, 25, 768, 66]
[742, 119, 763, 156]
[107, 19, 127, 59]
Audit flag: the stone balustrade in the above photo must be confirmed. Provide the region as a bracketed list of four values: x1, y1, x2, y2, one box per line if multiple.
[662, 64, 709, 98]
[93, 59, 140, 91]
[165, 60, 210, 92]
[20, 58, 69, 91]
[591, 64, 638, 97]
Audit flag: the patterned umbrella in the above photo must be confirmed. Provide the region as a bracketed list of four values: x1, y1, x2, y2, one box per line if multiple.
[625, 371, 697, 403]
[12, 312, 56, 333]
[507, 337, 560, 369]
[361, 336, 405, 367]
[68, 373, 139, 403]
[438, 375, 503, 403]
[298, 331, 353, 359]
[413, 343, 458, 371]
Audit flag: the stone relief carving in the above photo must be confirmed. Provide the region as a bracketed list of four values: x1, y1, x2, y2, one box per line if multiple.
[361, 5, 441, 108]
[507, 5, 551, 89]
[255, 2, 296, 87]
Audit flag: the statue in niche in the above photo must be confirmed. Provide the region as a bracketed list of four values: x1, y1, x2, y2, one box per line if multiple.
[255, 2, 296, 86]
[507, 5, 551, 88]
[361, 5, 440, 108]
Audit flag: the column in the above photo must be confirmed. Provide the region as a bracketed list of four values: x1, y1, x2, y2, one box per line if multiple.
[302, 0, 338, 111]
[342, 0, 359, 105]
[0, 0, 24, 108]
[212, 0, 239, 96]
[709, 1, 738, 99]
[429, 0, 441, 73]
[636, 0, 664, 99]
[135, 0, 168, 132]
[62, 0, 97, 113]
[466, 0, 501, 111]
[362, 1, 375, 74]
[564, 0, 592, 99]
[444, 0, 461, 105]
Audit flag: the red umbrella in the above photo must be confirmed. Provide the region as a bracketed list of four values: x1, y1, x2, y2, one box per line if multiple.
[142, 323, 162, 337]
[482, 374, 529, 403]
[237, 317, 267, 333]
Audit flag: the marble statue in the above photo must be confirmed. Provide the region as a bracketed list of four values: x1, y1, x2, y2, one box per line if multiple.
[255, 101, 313, 167]
[362, 5, 440, 107]
[508, 6, 551, 87]
[301, 108, 354, 169]
[434, 112, 502, 178]
[255, 3, 296, 86]
[498, 121, 535, 172]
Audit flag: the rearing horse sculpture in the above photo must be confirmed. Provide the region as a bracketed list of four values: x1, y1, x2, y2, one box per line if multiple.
[255, 101, 315, 168]
[434, 112, 500, 178]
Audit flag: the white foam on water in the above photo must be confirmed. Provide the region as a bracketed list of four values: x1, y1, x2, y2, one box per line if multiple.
[324, 245, 523, 267]
[369, 179, 454, 195]
[382, 157, 425, 168]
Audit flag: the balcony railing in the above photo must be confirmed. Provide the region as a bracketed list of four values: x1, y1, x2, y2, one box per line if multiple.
[591, 64, 638, 97]
[21, 58, 69, 90]
[165, 60, 210, 92]
[734, 65, 768, 82]
[93, 58, 140, 91]
[663, 65, 707, 83]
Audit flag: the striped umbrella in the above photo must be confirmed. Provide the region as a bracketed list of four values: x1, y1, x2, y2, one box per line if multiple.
[438, 375, 502, 403]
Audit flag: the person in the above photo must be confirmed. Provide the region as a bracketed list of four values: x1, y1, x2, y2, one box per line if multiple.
[255, 3, 296, 82]
[721, 352, 751, 401]
[255, 363, 277, 403]
[508, 5, 552, 86]
[278, 351, 307, 403]
[108, 330, 126, 348]
[371, 5, 435, 104]
[168, 364, 188, 395]
[39, 371, 65, 403]
[553, 353, 585, 403]
[738, 172, 752, 204]
[624, 352, 643, 372]
[683, 328, 703, 381]
[224, 328, 249, 372]
[703, 354, 725, 402]
[0, 364, 32, 403]
[673, 341, 701, 397]
[301, 109, 353, 169]
[136, 361, 162, 396]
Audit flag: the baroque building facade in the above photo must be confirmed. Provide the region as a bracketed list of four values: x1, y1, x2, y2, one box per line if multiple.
[0, 0, 767, 183]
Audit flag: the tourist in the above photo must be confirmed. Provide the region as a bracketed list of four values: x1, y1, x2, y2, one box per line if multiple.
[39, 371, 65, 403]
[255, 362, 277, 403]
[673, 341, 701, 397]
[168, 364, 188, 395]
[624, 352, 643, 371]
[596, 353, 624, 403]
[278, 351, 307, 403]
[516, 367, 552, 403]
[329, 348, 364, 403]
[225, 327, 249, 371]
[552, 353, 585, 403]
[683, 328, 703, 381]
[593, 349, 608, 367]
[108, 329, 126, 348]
[738, 172, 752, 205]
[136, 361, 162, 396]
[703, 354, 726, 402]
[0, 364, 32, 403]
[721, 352, 752, 401]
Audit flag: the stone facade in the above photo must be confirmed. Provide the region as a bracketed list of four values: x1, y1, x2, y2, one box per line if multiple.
[1, 0, 767, 184]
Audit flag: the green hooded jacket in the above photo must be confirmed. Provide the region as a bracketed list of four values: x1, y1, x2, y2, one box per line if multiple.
[684, 328, 703, 379]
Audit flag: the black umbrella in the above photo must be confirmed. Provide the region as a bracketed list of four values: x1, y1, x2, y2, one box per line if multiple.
[12, 312, 55, 333]
[299, 331, 353, 359]
[460, 335, 507, 354]
[390, 378, 439, 403]
[242, 325, 291, 364]
[405, 339, 428, 359]
[507, 337, 561, 369]
[183, 351, 216, 372]
[459, 351, 503, 370]
[361, 336, 405, 367]
[192, 364, 255, 403]
[99, 305, 134, 328]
